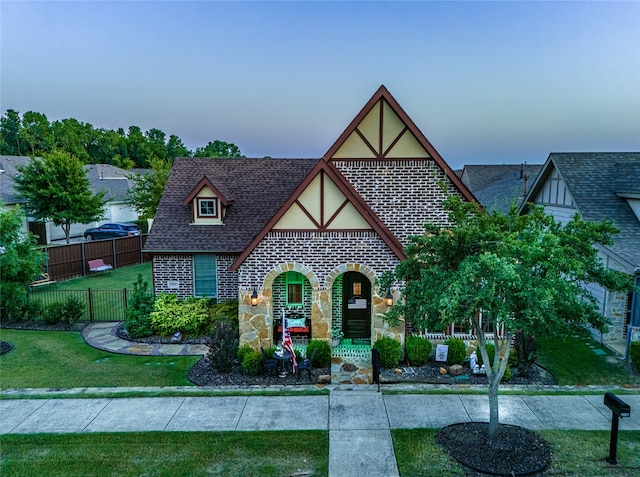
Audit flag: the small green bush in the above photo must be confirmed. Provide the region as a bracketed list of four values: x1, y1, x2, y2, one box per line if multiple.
[210, 300, 239, 331]
[24, 300, 45, 321]
[630, 341, 640, 371]
[237, 344, 254, 364]
[241, 349, 263, 376]
[43, 302, 64, 324]
[150, 294, 210, 336]
[61, 296, 84, 323]
[207, 319, 238, 373]
[444, 337, 466, 365]
[373, 336, 402, 368]
[405, 335, 432, 366]
[306, 339, 331, 367]
[125, 274, 155, 339]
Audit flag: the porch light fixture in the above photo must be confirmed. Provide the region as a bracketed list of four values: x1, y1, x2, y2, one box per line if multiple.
[251, 288, 258, 306]
[385, 289, 394, 307]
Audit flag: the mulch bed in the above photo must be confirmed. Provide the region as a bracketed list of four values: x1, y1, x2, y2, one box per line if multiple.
[0, 341, 13, 355]
[437, 422, 552, 476]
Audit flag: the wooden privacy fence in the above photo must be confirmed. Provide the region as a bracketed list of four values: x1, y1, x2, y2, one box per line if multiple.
[42, 235, 150, 281]
[26, 288, 153, 322]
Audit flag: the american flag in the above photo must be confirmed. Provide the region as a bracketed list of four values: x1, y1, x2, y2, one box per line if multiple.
[282, 314, 298, 373]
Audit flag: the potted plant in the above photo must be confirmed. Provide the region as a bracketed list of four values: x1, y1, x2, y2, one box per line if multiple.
[331, 327, 344, 347]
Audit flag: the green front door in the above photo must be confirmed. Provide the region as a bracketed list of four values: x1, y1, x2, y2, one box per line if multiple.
[342, 271, 371, 339]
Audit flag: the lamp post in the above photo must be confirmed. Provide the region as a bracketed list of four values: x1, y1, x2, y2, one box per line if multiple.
[385, 289, 394, 307]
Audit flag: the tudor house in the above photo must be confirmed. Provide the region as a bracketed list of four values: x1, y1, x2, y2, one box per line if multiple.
[144, 86, 476, 359]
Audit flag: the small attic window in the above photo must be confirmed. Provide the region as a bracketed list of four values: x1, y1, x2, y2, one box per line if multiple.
[198, 198, 218, 218]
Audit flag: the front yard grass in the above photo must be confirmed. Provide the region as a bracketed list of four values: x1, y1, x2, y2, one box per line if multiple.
[536, 335, 639, 386]
[392, 429, 640, 476]
[0, 430, 329, 477]
[0, 330, 198, 389]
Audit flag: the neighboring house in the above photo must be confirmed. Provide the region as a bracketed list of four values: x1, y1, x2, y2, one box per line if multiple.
[459, 163, 542, 212]
[520, 153, 640, 355]
[145, 86, 476, 363]
[0, 155, 31, 236]
[0, 156, 141, 243]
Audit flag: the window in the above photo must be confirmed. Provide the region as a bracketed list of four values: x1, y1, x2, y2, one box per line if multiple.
[286, 271, 304, 306]
[352, 282, 362, 296]
[198, 198, 218, 217]
[194, 255, 217, 297]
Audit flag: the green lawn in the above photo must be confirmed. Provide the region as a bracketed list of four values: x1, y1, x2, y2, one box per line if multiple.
[392, 429, 640, 476]
[0, 431, 329, 477]
[536, 335, 640, 386]
[51, 262, 152, 291]
[0, 329, 198, 389]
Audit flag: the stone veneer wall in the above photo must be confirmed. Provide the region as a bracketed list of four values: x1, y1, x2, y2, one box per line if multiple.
[152, 253, 238, 302]
[333, 160, 457, 245]
[602, 290, 631, 345]
[237, 231, 403, 351]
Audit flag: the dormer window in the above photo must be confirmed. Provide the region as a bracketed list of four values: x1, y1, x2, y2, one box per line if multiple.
[198, 198, 218, 218]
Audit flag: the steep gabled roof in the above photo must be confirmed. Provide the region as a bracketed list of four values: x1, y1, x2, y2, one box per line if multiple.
[183, 176, 233, 206]
[144, 158, 318, 253]
[522, 152, 640, 268]
[230, 160, 406, 270]
[324, 85, 476, 203]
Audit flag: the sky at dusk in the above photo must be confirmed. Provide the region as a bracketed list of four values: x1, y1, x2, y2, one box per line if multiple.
[1, 1, 639, 169]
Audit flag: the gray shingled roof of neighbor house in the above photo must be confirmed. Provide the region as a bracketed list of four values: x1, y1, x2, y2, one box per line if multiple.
[0, 155, 32, 205]
[83, 164, 133, 202]
[460, 164, 543, 212]
[144, 157, 319, 253]
[533, 152, 640, 268]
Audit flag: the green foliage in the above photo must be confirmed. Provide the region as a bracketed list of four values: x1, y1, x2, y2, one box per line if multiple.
[0, 205, 46, 320]
[513, 330, 539, 376]
[237, 344, 254, 364]
[126, 156, 171, 218]
[194, 140, 244, 158]
[149, 294, 210, 336]
[443, 337, 466, 365]
[124, 274, 155, 339]
[405, 335, 432, 366]
[43, 301, 64, 324]
[207, 319, 238, 373]
[14, 151, 106, 243]
[241, 350, 263, 376]
[210, 299, 239, 332]
[630, 341, 640, 371]
[373, 336, 402, 368]
[306, 340, 331, 367]
[42, 296, 84, 324]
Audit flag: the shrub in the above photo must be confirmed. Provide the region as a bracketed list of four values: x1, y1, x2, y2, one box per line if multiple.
[210, 300, 239, 331]
[306, 339, 331, 367]
[60, 296, 84, 323]
[241, 349, 263, 376]
[373, 336, 402, 368]
[237, 343, 254, 364]
[443, 337, 466, 365]
[24, 299, 45, 321]
[43, 301, 64, 324]
[513, 330, 538, 376]
[405, 335, 432, 366]
[630, 341, 640, 371]
[125, 274, 155, 339]
[207, 319, 238, 373]
[150, 294, 210, 336]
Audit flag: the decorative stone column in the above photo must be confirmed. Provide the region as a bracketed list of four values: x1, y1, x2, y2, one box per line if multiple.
[312, 287, 331, 342]
[238, 287, 272, 350]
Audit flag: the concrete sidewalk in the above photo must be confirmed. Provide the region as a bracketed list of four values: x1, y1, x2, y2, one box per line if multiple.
[2, 389, 639, 476]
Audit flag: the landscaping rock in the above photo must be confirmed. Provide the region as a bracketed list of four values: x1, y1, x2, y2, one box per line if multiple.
[318, 375, 331, 384]
[449, 364, 464, 376]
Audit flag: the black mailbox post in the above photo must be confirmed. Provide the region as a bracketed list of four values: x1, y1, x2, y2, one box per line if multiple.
[603, 392, 631, 465]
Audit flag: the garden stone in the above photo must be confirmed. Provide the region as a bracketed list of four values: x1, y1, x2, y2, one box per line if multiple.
[449, 364, 464, 376]
[170, 332, 182, 343]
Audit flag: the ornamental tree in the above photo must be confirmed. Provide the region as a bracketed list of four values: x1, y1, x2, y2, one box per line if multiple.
[384, 196, 632, 438]
[14, 150, 106, 243]
[126, 156, 171, 219]
[0, 204, 46, 319]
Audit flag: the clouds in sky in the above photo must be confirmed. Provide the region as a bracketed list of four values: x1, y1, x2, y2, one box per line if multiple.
[1, 1, 638, 168]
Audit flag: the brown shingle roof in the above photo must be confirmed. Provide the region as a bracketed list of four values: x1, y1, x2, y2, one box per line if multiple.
[144, 157, 319, 253]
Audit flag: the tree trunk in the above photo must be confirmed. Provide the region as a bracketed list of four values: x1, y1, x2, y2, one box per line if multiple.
[487, 376, 500, 438]
[63, 222, 71, 244]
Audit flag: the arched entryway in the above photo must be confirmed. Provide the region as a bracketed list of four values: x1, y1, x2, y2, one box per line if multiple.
[342, 271, 372, 341]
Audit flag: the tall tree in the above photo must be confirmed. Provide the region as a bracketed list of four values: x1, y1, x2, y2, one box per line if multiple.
[166, 134, 191, 160]
[0, 204, 46, 319]
[126, 156, 171, 219]
[0, 109, 23, 155]
[20, 111, 53, 156]
[145, 128, 168, 162]
[51, 118, 93, 163]
[14, 151, 106, 243]
[126, 126, 152, 167]
[194, 140, 244, 158]
[384, 196, 632, 438]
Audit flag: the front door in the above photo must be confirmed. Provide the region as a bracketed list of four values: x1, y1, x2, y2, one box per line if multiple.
[342, 272, 371, 339]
